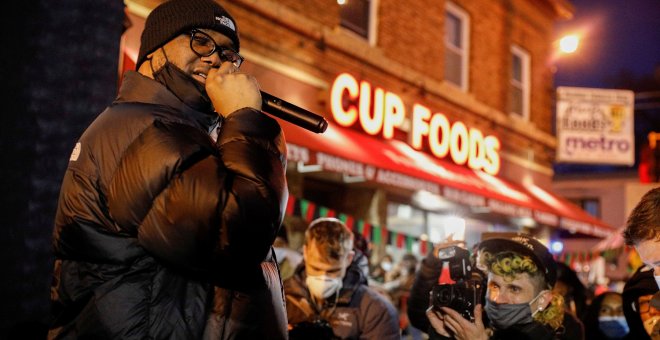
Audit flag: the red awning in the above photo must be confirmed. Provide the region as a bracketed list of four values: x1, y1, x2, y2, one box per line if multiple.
[279, 120, 615, 238]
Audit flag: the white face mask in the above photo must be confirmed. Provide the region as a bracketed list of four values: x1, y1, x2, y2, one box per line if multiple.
[381, 262, 392, 272]
[306, 274, 343, 300]
[655, 274, 660, 290]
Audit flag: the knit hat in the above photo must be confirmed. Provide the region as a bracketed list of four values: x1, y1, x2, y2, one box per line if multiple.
[136, 0, 240, 69]
[478, 232, 557, 288]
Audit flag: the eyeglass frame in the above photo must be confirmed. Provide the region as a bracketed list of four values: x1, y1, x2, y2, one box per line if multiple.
[188, 29, 244, 68]
[638, 297, 655, 313]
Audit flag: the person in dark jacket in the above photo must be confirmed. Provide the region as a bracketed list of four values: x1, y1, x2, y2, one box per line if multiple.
[552, 261, 586, 339]
[407, 240, 472, 334]
[554, 261, 588, 319]
[284, 217, 400, 339]
[48, 0, 288, 338]
[622, 266, 659, 340]
[425, 233, 569, 340]
[582, 291, 630, 339]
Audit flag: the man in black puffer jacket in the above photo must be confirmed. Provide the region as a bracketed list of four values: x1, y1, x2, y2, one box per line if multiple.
[48, 0, 288, 339]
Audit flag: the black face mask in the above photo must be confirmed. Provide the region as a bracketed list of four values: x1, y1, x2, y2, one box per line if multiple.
[150, 53, 213, 113]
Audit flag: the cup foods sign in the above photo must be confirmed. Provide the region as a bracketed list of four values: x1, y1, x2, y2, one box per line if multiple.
[330, 73, 501, 175]
[556, 86, 635, 166]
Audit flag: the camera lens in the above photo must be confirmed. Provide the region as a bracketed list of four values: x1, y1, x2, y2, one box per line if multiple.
[437, 286, 452, 304]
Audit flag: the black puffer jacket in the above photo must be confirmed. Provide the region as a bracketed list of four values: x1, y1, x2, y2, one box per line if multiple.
[48, 71, 289, 339]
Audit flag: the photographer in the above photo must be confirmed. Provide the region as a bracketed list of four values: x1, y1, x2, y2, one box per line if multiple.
[284, 217, 400, 339]
[407, 240, 475, 333]
[426, 234, 567, 340]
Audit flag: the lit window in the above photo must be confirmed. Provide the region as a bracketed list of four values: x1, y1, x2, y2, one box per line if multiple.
[444, 2, 469, 91]
[510, 45, 530, 119]
[340, 0, 377, 44]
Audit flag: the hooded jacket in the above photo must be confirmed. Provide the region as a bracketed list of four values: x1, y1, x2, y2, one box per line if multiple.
[48, 71, 288, 339]
[623, 266, 658, 340]
[284, 255, 400, 339]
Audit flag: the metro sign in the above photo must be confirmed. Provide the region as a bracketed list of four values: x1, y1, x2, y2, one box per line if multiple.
[330, 73, 501, 175]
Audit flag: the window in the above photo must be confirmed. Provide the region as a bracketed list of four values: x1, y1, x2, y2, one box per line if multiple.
[581, 198, 600, 218]
[568, 197, 600, 218]
[444, 2, 469, 91]
[510, 45, 530, 119]
[340, 0, 377, 44]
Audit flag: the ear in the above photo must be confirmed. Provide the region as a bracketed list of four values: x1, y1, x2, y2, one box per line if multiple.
[346, 250, 355, 264]
[537, 290, 553, 310]
[139, 48, 166, 76]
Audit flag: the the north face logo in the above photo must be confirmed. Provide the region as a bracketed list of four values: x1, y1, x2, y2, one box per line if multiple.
[215, 15, 235, 31]
[69, 142, 81, 161]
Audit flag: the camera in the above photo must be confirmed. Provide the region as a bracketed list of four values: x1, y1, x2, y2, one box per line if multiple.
[431, 245, 485, 321]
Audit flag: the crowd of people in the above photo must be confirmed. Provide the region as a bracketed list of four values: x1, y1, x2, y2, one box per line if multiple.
[269, 214, 659, 339]
[45, 0, 658, 339]
[274, 219, 659, 339]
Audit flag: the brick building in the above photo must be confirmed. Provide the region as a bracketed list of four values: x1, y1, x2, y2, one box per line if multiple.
[122, 0, 613, 259]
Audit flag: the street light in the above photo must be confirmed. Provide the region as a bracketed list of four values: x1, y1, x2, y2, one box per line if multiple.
[549, 32, 582, 73]
[559, 34, 580, 54]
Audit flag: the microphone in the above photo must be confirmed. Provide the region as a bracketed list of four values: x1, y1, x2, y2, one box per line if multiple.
[261, 91, 328, 134]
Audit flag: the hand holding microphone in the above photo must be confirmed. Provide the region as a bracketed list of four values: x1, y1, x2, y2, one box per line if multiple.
[206, 65, 328, 133]
[206, 64, 262, 117]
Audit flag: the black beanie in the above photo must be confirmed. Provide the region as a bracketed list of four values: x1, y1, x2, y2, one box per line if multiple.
[136, 0, 240, 69]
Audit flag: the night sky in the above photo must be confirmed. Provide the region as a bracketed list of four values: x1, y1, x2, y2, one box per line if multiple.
[554, 0, 660, 89]
[552, 0, 660, 175]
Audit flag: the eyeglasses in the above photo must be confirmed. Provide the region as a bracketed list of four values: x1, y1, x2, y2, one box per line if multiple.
[189, 29, 244, 68]
[639, 299, 652, 313]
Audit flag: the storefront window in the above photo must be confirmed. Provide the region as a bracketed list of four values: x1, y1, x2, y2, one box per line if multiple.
[427, 213, 465, 244]
[386, 202, 425, 237]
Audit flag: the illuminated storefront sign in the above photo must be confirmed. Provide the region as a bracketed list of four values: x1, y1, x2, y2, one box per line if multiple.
[330, 73, 501, 175]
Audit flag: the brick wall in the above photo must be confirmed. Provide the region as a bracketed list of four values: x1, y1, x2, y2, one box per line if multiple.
[226, 0, 565, 168]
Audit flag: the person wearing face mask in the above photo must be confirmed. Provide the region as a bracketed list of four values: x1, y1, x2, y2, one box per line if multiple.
[426, 233, 572, 340]
[371, 254, 395, 284]
[284, 217, 400, 339]
[623, 265, 660, 340]
[48, 0, 289, 339]
[582, 292, 630, 339]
